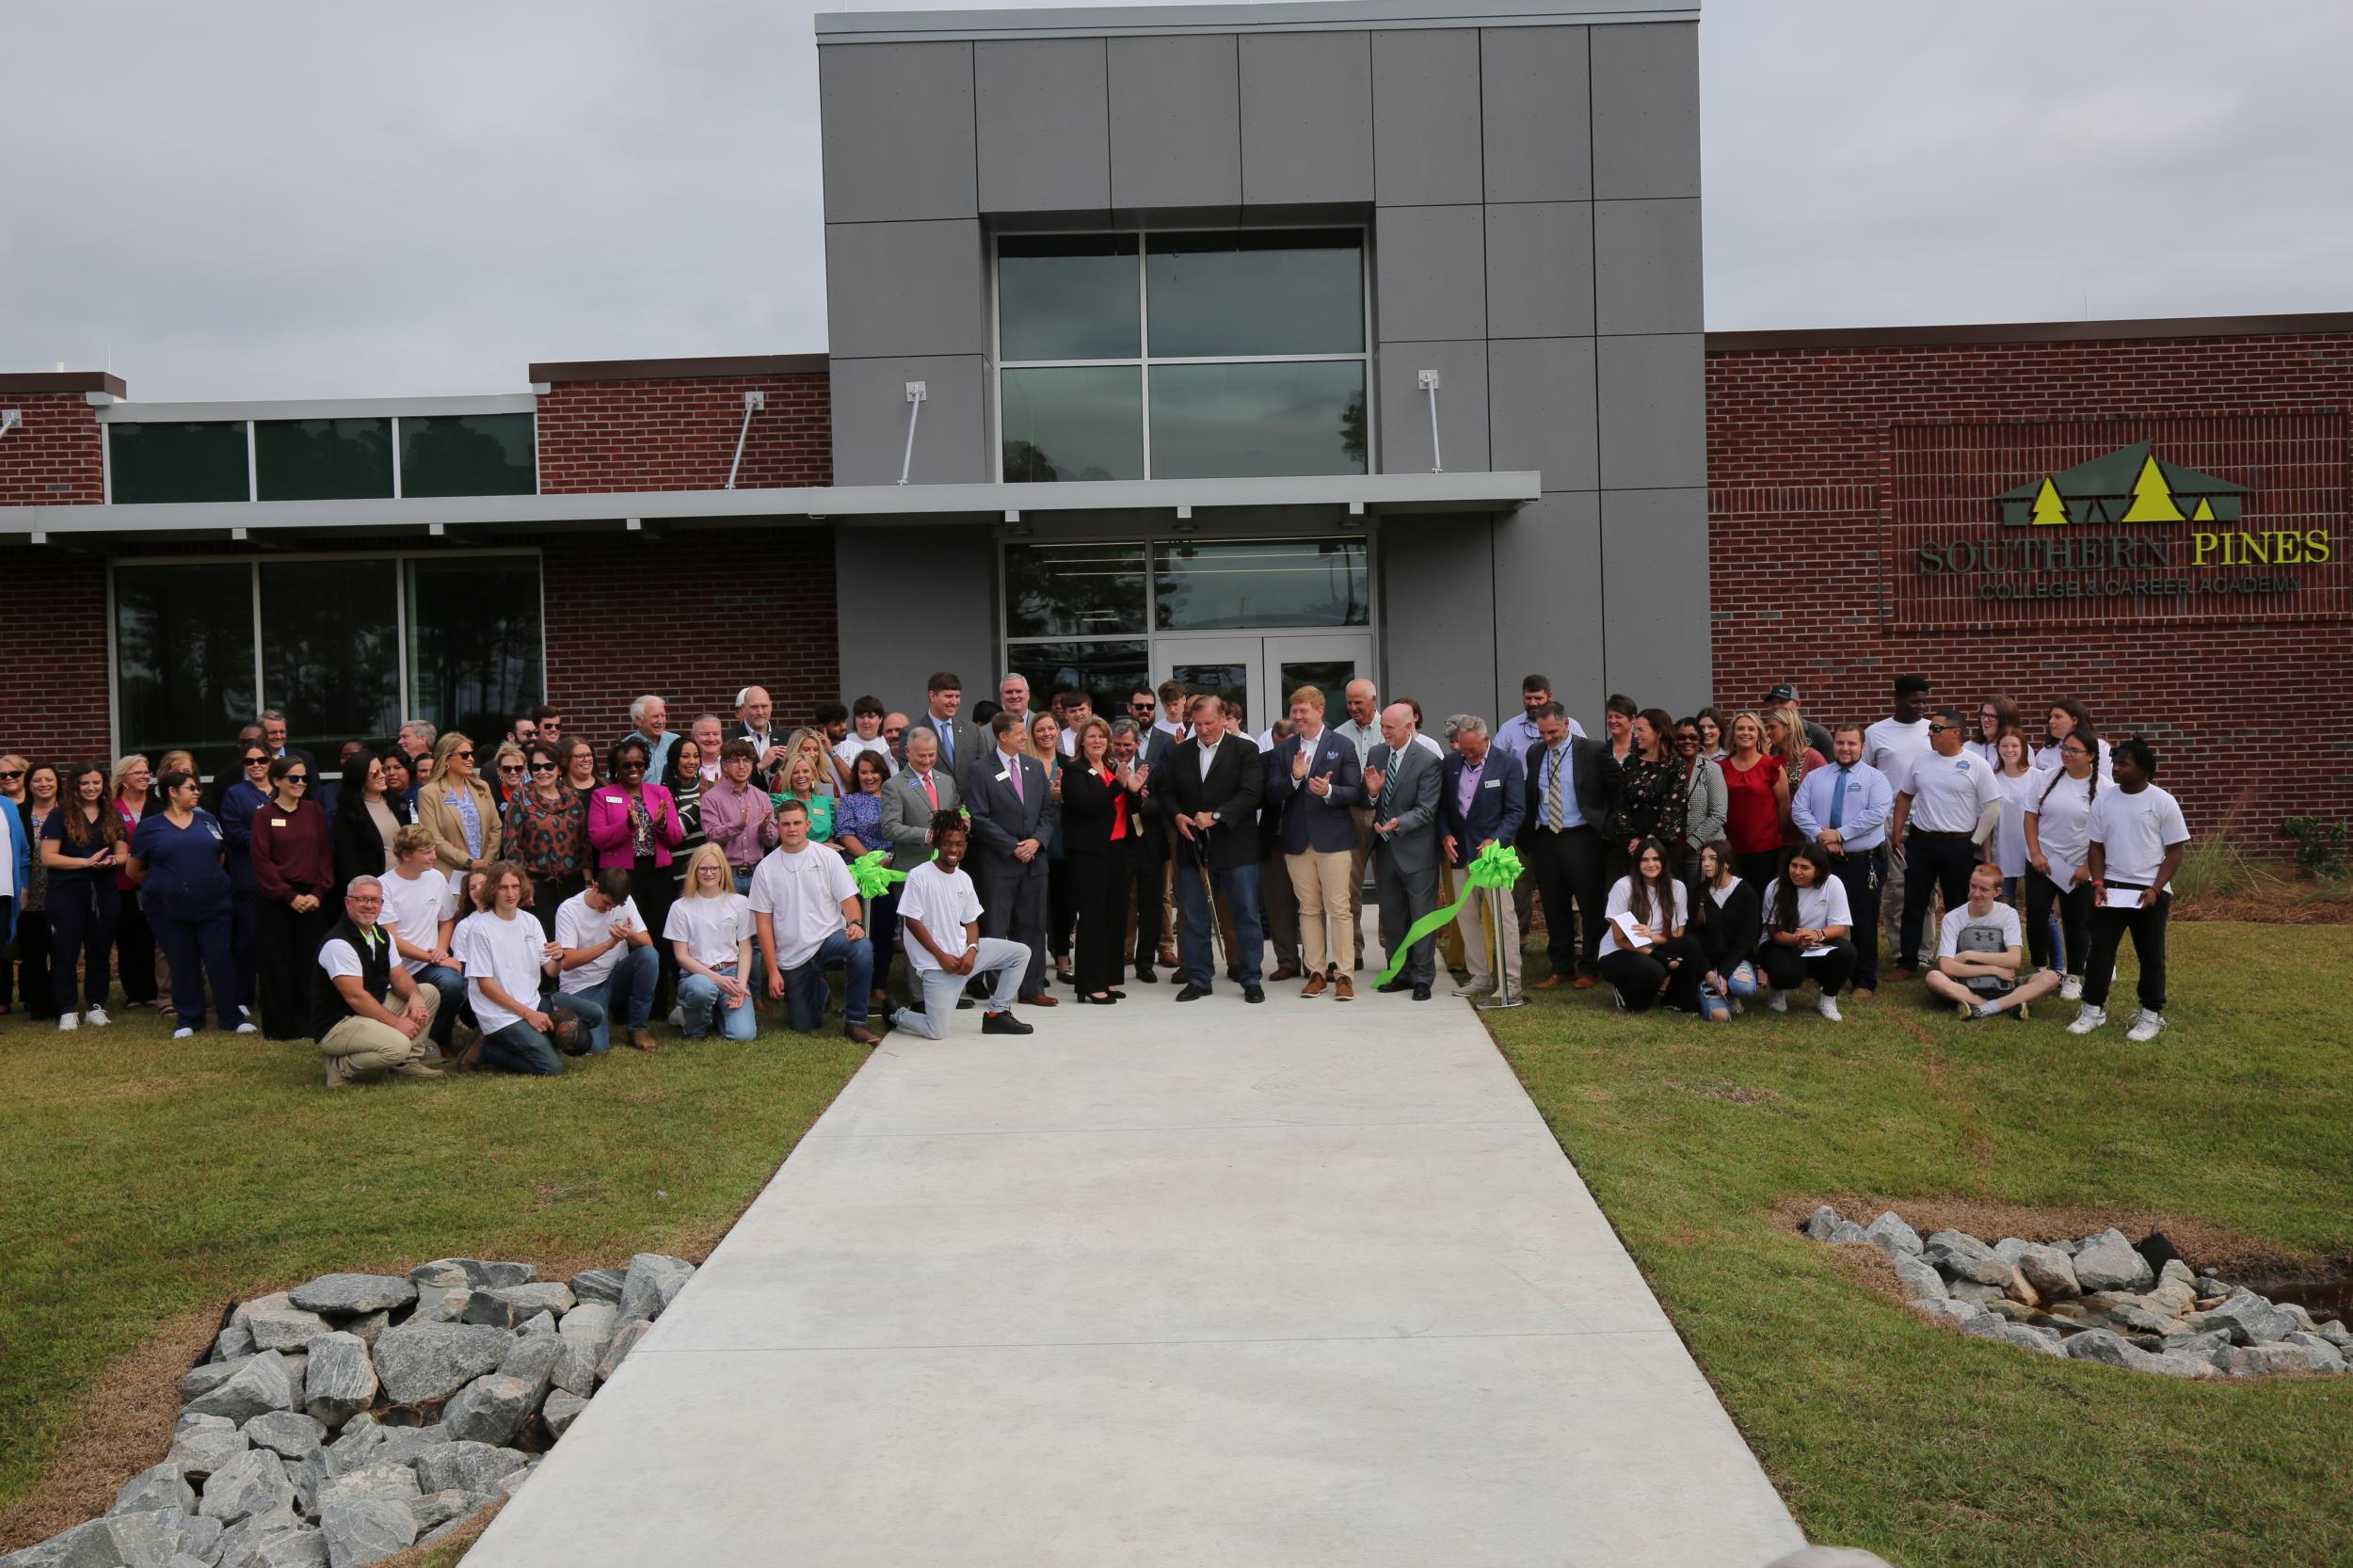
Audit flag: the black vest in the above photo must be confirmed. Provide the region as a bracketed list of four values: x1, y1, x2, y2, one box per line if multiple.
[309, 915, 394, 1042]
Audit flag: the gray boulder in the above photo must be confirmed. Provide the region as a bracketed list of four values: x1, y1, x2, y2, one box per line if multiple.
[200, 1449, 297, 1527]
[1992, 1238, 2030, 1265]
[249, 1530, 328, 1568]
[2013, 1243, 2082, 1302]
[318, 1464, 420, 1512]
[413, 1442, 529, 1496]
[1825, 1221, 1868, 1245]
[2071, 1229, 2155, 1293]
[487, 1283, 575, 1320]
[1939, 1250, 2018, 1288]
[172, 1514, 225, 1565]
[2220, 1342, 2335, 1376]
[1946, 1280, 2009, 1305]
[406, 1288, 470, 1324]
[495, 1464, 535, 1500]
[1999, 1323, 2066, 1357]
[1893, 1253, 1946, 1303]
[109, 1462, 195, 1516]
[321, 1414, 377, 1466]
[182, 1358, 247, 1402]
[407, 1491, 476, 1533]
[370, 1322, 515, 1404]
[289, 1276, 417, 1318]
[596, 1319, 654, 1384]
[568, 1267, 627, 1306]
[2172, 1328, 2233, 1359]
[212, 1324, 257, 1364]
[557, 1301, 617, 1352]
[515, 1312, 558, 1339]
[241, 1412, 326, 1463]
[301, 1335, 376, 1431]
[2192, 1273, 2233, 1298]
[1863, 1211, 1922, 1257]
[241, 1304, 334, 1357]
[617, 1255, 696, 1324]
[2060, 1328, 2138, 1367]
[2313, 1320, 2351, 1349]
[285, 1448, 328, 1518]
[2136, 1349, 2220, 1380]
[1922, 1229, 1993, 1271]
[213, 1508, 304, 1568]
[168, 1418, 249, 1480]
[499, 1336, 564, 1406]
[2285, 1332, 2350, 1373]
[43, 1512, 184, 1568]
[440, 1374, 537, 1448]
[2191, 1292, 2300, 1346]
[318, 1499, 415, 1568]
[540, 1390, 588, 1438]
[1802, 1206, 1841, 1242]
[339, 1311, 390, 1348]
[1912, 1298, 1993, 1331]
[185, 1353, 299, 1426]
[408, 1258, 535, 1290]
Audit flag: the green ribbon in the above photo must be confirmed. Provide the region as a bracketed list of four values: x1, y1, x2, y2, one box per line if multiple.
[847, 849, 907, 900]
[1373, 841, 1525, 987]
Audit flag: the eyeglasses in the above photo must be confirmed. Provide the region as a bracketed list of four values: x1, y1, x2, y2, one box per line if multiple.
[529, 761, 559, 773]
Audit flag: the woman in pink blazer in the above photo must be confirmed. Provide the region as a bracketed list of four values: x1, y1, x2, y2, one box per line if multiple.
[587, 735, 685, 1013]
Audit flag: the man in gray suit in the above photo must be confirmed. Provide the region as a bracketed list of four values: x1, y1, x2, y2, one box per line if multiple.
[906, 671, 987, 793]
[879, 728, 960, 870]
[1365, 702, 1443, 1000]
[965, 712, 1059, 1004]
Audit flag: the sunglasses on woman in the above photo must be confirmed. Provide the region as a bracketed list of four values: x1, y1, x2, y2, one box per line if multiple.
[529, 761, 559, 773]
[284, 774, 310, 784]
[500, 762, 525, 774]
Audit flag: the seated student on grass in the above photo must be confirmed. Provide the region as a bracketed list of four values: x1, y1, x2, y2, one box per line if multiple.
[1688, 839, 1762, 1022]
[665, 843, 759, 1042]
[1925, 861, 2060, 1021]
[1594, 835, 1705, 1013]
[888, 811, 1036, 1040]
[1757, 839, 1854, 1022]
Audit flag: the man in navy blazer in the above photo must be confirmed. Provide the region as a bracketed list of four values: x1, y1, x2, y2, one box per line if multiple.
[965, 711, 1059, 1004]
[1263, 688, 1365, 999]
[1438, 714, 1527, 998]
[1160, 695, 1266, 1002]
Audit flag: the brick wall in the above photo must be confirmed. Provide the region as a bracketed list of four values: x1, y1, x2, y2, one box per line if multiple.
[535, 365, 831, 494]
[0, 546, 113, 761]
[1706, 325, 2353, 849]
[0, 384, 109, 506]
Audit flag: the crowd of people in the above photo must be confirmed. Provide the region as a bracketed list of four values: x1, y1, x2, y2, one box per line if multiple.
[0, 667, 2191, 1082]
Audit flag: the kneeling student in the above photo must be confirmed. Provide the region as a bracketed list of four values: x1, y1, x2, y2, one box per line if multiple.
[1926, 862, 2058, 1020]
[891, 813, 1036, 1039]
[1595, 836, 1705, 1013]
[1757, 840, 1855, 1021]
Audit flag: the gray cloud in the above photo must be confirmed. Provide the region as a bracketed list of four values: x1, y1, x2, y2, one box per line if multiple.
[4, 1, 2345, 399]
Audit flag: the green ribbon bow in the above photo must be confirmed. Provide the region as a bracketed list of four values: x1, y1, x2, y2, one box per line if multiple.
[1373, 840, 1525, 987]
[847, 849, 907, 900]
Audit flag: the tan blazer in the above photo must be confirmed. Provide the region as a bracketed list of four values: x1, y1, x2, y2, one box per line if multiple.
[415, 776, 503, 877]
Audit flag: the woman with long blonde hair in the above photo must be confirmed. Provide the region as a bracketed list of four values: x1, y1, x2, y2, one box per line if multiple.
[1720, 712, 1785, 886]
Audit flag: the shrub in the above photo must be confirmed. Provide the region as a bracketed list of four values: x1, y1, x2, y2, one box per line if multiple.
[2277, 816, 2349, 877]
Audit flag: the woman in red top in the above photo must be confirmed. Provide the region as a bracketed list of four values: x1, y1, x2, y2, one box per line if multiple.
[1719, 712, 1788, 888]
[1058, 716, 1144, 1005]
[248, 754, 335, 1040]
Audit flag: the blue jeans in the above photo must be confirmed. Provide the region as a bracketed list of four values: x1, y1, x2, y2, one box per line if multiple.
[779, 931, 873, 1031]
[578, 941, 659, 1050]
[679, 962, 758, 1040]
[412, 963, 468, 1049]
[1699, 959, 1758, 1021]
[1175, 856, 1264, 988]
[478, 990, 607, 1076]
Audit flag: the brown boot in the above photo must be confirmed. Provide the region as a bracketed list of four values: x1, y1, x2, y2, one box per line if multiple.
[1270, 965, 1302, 984]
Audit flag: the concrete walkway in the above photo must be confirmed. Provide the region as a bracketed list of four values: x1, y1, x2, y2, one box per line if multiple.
[469, 971, 1802, 1566]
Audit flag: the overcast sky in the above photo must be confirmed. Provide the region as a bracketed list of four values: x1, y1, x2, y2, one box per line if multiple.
[5, 1, 2347, 399]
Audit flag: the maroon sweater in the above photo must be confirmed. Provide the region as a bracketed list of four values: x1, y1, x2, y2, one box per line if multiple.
[251, 798, 334, 902]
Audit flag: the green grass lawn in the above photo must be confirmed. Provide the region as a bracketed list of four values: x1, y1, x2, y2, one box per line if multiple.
[1487, 920, 2353, 1567]
[0, 1001, 868, 1544]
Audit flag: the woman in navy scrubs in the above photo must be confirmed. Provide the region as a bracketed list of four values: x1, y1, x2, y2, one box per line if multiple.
[129, 769, 248, 1038]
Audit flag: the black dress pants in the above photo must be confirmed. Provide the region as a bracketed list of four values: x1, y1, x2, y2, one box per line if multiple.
[14, 905, 56, 1017]
[1069, 840, 1132, 996]
[1524, 824, 1604, 978]
[1826, 846, 1885, 988]
[978, 858, 1050, 999]
[2083, 890, 2170, 1013]
[1597, 935, 1705, 1012]
[1899, 834, 1978, 973]
[1126, 850, 1167, 970]
[116, 891, 160, 1005]
[2024, 870, 2093, 973]
[255, 896, 332, 1040]
[1758, 937, 1857, 996]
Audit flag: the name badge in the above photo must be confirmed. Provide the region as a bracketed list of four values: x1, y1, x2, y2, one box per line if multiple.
[271, 818, 288, 827]
[603, 793, 626, 806]
[996, 770, 1011, 783]
[1483, 778, 1501, 790]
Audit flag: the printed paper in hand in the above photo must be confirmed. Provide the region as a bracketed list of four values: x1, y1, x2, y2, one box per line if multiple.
[2101, 886, 2146, 909]
[1610, 910, 1652, 949]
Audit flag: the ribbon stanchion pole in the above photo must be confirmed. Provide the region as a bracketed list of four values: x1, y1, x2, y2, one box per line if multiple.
[1475, 882, 1525, 1011]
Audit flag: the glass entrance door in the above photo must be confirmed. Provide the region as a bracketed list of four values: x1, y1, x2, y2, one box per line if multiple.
[1159, 632, 1373, 738]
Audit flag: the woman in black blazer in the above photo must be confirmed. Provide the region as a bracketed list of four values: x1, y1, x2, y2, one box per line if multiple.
[1687, 839, 1764, 1022]
[1059, 717, 1144, 1005]
[330, 750, 411, 894]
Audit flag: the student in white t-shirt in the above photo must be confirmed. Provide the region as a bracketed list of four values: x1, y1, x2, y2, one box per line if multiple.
[1757, 840, 1854, 1021]
[554, 868, 658, 1052]
[381, 824, 467, 1056]
[1927, 862, 2059, 1020]
[2070, 738, 2189, 1044]
[2035, 699, 2115, 785]
[2023, 730, 2101, 997]
[1593, 838, 1703, 1014]
[452, 862, 603, 1074]
[889, 813, 1033, 1040]
[748, 799, 883, 1043]
[664, 844, 759, 1041]
[830, 696, 898, 787]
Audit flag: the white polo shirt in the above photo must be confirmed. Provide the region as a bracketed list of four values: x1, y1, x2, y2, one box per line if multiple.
[745, 842, 858, 968]
[380, 866, 456, 976]
[2087, 783, 2189, 892]
[895, 859, 982, 974]
[554, 890, 645, 990]
[1901, 748, 2002, 833]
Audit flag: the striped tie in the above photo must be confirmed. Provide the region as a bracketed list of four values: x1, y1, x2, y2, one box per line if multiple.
[1545, 746, 1564, 829]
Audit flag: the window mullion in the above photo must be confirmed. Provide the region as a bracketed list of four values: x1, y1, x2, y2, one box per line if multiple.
[1137, 232, 1152, 480]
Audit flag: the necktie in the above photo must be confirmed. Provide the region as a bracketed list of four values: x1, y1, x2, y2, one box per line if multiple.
[1545, 747, 1565, 829]
[1379, 752, 1400, 814]
[1827, 766, 1849, 831]
[1009, 757, 1025, 804]
[920, 772, 938, 811]
[936, 725, 954, 772]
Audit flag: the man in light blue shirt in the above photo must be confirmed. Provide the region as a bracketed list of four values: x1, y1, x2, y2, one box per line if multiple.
[1492, 674, 1587, 772]
[1790, 722, 1894, 996]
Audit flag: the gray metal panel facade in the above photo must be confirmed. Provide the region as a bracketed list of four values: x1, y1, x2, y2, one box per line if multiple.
[828, 356, 993, 487]
[1240, 31, 1374, 205]
[1593, 198, 1702, 335]
[1588, 22, 1702, 199]
[975, 39, 1113, 213]
[1486, 337, 1598, 491]
[834, 523, 1001, 710]
[824, 220, 989, 360]
[1373, 204, 1487, 344]
[1108, 35, 1243, 210]
[1377, 340, 1489, 477]
[819, 42, 979, 223]
[1370, 30, 1483, 207]
[1377, 514, 1496, 732]
[1484, 202, 1595, 339]
[1594, 333, 1705, 491]
[1491, 492, 1605, 726]
[1598, 487, 1709, 708]
[1478, 25, 1592, 202]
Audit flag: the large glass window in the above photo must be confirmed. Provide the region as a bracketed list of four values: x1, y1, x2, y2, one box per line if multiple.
[1003, 641, 1151, 726]
[109, 423, 250, 504]
[1003, 542, 1147, 638]
[111, 412, 535, 502]
[255, 418, 394, 501]
[1153, 538, 1369, 631]
[996, 228, 1368, 481]
[400, 413, 536, 497]
[110, 553, 543, 772]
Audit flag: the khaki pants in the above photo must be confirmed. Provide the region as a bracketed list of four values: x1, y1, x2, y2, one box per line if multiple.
[1262, 851, 1302, 972]
[319, 988, 438, 1075]
[1455, 878, 1523, 990]
[1436, 866, 1467, 970]
[1288, 848, 1356, 975]
[1348, 806, 1374, 966]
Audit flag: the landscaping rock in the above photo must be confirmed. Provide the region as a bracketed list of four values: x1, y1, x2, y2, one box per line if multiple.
[1912, 1297, 1993, 1330]
[214, 1508, 305, 1568]
[617, 1255, 695, 1324]
[318, 1464, 420, 1512]
[2172, 1328, 2233, 1359]
[440, 1374, 536, 1448]
[167, 1418, 249, 1481]
[540, 1391, 588, 1438]
[2159, 1257, 2196, 1288]
[1999, 1323, 2066, 1357]
[318, 1498, 416, 1568]
[1826, 1221, 1868, 1245]
[408, 1259, 535, 1290]
[407, 1491, 475, 1533]
[1923, 1229, 1993, 1270]
[498, 1336, 564, 1406]
[2097, 1302, 2180, 1337]
[1863, 1211, 1921, 1256]
[2285, 1332, 2349, 1373]
[2219, 1342, 2335, 1377]
[241, 1304, 334, 1357]
[249, 1530, 328, 1568]
[2137, 1350, 2220, 1380]
[241, 1412, 326, 1462]
[568, 1267, 627, 1306]
[185, 1352, 299, 1424]
[2313, 1320, 2352, 1349]
[1947, 1280, 2009, 1305]
[1941, 1251, 2018, 1288]
[346, 1424, 451, 1473]
[413, 1442, 528, 1496]
[289, 1276, 417, 1318]
[485, 1283, 575, 1320]
[595, 1319, 653, 1384]
[407, 1288, 470, 1325]
[2013, 1243, 2082, 1302]
[515, 1312, 558, 1339]
[556, 1301, 617, 1351]
[1992, 1238, 2030, 1266]
[1893, 1253, 1945, 1303]
[213, 1324, 256, 1364]
[1985, 1299, 2041, 1324]
[2144, 1277, 2199, 1318]
[370, 1322, 515, 1404]
[285, 1448, 328, 1517]
[109, 1462, 194, 1517]
[495, 1464, 535, 1500]
[1802, 1206, 1841, 1241]
[183, 1358, 246, 1402]
[2192, 1292, 2300, 1347]
[302, 1335, 376, 1431]
[2072, 1229, 2155, 1293]
[278, 1355, 307, 1391]
[43, 1512, 186, 1568]
[2060, 1328, 2138, 1368]
[200, 1449, 297, 1527]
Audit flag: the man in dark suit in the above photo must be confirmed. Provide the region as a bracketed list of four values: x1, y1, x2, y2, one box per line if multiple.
[1520, 701, 1612, 988]
[1438, 714, 1527, 999]
[1160, 693, 1265, 1002]
[1365, 703, 1444, 1000]
[257, 710, 319, 776]
[1112, 718, 1174, 983]
[1263, 687, 1365, 1000]
[964, 712, 1058, 1005]
[906, 670, 988, 796]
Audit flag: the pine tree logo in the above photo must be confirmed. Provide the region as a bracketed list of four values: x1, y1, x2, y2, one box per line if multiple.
[1996, 441, 2246, 527]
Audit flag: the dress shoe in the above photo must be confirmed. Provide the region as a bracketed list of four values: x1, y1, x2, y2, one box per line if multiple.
[982, 1010, 1034, 1035]
[1022, 992, 1060, 1008]
[1158, 947, 1179, 968]
[1175, 984, 1211, 1002]
[1572, 974, 1597, 990]
[846, 1023, 886, 1046]
[1377, 977, 1415, 994]
[1334, 975, 1355, 1000]
[1243, 984, 1265, 1003]
[956, 998, 976, 1010]
[1412, 984, 1432, 1001]
[1106, 989, 1127, 1000]
[1850, 986, 1876, 1000]
[1134, 966, 1160, 984]
[1078, 992, 1116, 1005]
[1535, 974, 1571, 990]
[1302, 972, 1329, 998]
[1269, 966, 1301, 983]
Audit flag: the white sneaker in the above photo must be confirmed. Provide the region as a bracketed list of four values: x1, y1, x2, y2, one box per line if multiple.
[58, 1012, 79, 1032]
[1973, 1000, 2001, 1019]
[172, 1027, 195, 1040]
[1766, 989, 1788, 1013]
[2125, 1009, 2169, 1043]
[85, 1007, 111, 1027]
[2059, 974, 2083, 1001]
[1817, 994, 1843, 1022]
[235, 1020, 259, 1034]
[668, 1006, 687, 1030]
[2067, 1004, 2107, 1035]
